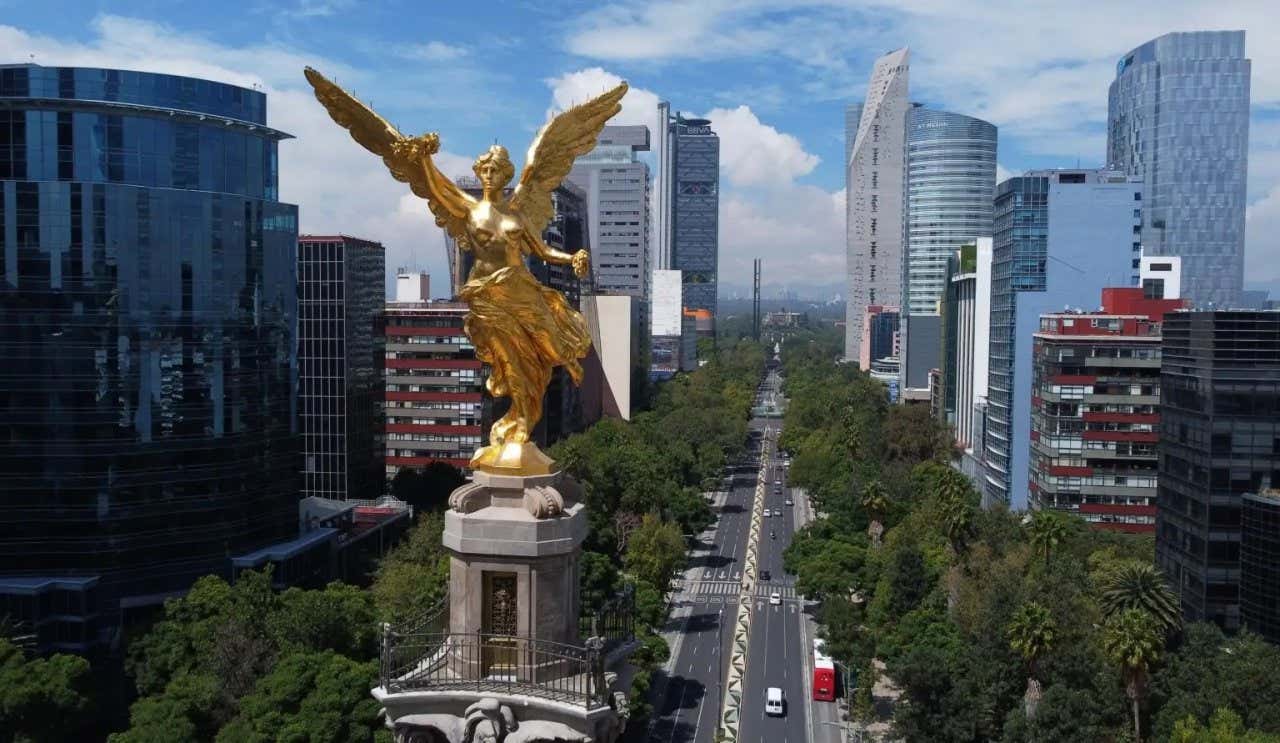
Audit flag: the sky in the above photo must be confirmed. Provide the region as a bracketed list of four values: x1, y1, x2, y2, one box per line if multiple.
[2, 1, 1278, 298]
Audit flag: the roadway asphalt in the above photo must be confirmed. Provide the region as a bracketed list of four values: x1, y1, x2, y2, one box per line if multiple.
[646, 369, 846, 743]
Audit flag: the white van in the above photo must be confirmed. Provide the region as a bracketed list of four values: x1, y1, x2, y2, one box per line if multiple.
[765, 686, 785, 716]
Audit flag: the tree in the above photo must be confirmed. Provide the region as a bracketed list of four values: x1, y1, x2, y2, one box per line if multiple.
[214, 652, 383, 743]
[370, 512, 450, 627]
[1170, 708, 1280, 743]
[1100, 561, 1180, 634]
[1006, 602, 1056, 719]
[389, 461, 466, 514]
[623, 514, 687, 592]
[1026, 510, 1071, 569]
[940, 486, 977, 560]
[579, 551, 622, 616]
[0, 637, 93, 743]
[860, 480, 890, 546]
[1104, 607, 1165, 742]
[271, 582, 379, 660]
[109, 673, 221, 743]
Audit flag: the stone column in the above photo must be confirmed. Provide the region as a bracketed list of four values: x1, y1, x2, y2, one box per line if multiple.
[443, 470, 587, 656]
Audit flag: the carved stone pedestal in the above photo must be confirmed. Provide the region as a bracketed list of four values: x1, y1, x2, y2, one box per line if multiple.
[373, 469, 626, 743]
[444, 469, 586, 646]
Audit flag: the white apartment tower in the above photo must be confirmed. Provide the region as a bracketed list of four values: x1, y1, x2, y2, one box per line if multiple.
[845, 48, 910, 365]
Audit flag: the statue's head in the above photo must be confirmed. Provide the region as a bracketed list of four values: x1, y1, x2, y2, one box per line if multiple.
[473, 145, 514, 192]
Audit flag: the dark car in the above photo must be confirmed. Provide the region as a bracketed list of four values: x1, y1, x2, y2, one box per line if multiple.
[760, 570, 771, 581]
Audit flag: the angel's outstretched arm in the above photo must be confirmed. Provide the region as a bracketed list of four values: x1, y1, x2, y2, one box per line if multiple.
[393, 134, 471, 222]
[523, 231, 575, 264]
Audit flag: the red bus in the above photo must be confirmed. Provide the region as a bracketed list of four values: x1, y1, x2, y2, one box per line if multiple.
[813, 639, 836, 701]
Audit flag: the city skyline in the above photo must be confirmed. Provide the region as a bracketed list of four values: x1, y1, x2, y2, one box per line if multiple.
[1, 4, 1276, 297]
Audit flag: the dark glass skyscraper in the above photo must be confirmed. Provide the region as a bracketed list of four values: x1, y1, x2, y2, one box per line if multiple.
[1157, 311, 1280, 632]
[1108, 31, 1251, 308]
[0, 64, 299, 652]
[657, 106, 719, 318]
[298, 235, 385, 501]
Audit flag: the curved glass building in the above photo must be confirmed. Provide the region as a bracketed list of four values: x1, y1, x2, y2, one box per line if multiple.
[905, 107, 996, 315]
[0, 65, 299, 651]
[1108, 31, 1251, 308]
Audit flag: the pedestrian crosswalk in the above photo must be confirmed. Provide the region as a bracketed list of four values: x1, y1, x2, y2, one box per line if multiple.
[676, 580, 801, 600]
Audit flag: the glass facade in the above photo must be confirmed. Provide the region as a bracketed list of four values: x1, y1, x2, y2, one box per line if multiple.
[1241, 492, 1280, 644]
[905, 108, 996, 315]
[1108, 31, 1250, 308]
[299, 236, 385, 501]
[1157, 311, 1280, 632]
[669, 115, 719, 317]
[0, 64, 298, 651]
[985, 176, 1048, 505]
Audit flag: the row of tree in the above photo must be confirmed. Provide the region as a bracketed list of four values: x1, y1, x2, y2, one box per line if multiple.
[552, 338, 766, 724]
[777, 330, 1280, 742]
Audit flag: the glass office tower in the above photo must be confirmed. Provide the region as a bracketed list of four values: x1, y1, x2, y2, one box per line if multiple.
[905, 107, 996, 315]
[0, 65, 299, 652]
[1108, 31, 1251, 308]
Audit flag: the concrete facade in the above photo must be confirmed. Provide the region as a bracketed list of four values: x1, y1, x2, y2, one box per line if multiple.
[845, 48, 910, 365]
[568, 125, 651, 311]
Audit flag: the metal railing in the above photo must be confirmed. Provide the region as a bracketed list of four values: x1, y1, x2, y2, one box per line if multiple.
[381, 631, 608, 708]
[379, 589, 633, 710]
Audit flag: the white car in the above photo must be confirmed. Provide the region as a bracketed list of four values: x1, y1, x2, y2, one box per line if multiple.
[762, 508, 771, 517]
[785, 498, 793, 506]
[765, 687, 785, 716]
[769, 591, 782, 606]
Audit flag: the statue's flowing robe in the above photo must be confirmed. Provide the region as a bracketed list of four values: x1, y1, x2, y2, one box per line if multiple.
[461, 265, 590, 411]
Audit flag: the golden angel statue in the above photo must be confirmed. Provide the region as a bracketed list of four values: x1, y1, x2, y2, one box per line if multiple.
[304, 67, 627, 475]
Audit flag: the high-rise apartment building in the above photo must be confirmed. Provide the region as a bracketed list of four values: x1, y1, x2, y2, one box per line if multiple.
[1157, 310, 1280, 631]
[0, 65, 299, 651]
[298, 235, 385, 501]
[983, 169, 1140, 508]
[1108, 31, 1251, 308]
[845, 48, 909, 364]
[905, 108, 997, 315]
[656, 104, 719, 318]
[383, 277, 484, 476]
[568, 125, 651, 300]
[1030, 278, 1187, 532]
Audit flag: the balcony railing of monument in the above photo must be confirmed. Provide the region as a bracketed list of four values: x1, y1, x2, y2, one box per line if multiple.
[380, 631, 609, 709]
[379, 589, 634, 709]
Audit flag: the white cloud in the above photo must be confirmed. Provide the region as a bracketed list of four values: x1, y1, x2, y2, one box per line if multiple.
[399, 41, 468, 62]
[0, 16, 462, 296]
[545, 67, 663, 136]
[565, 1, 1280, 162]
[996, 163, 1015, 184]
[545, 67, 840, 289]
[703, 105, 819, 187]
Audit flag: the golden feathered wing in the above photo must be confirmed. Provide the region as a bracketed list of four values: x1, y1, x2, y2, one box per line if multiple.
[302, 66, 475, 240]
[510, 82, 629, 235]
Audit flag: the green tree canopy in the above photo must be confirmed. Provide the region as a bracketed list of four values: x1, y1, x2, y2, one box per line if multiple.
[0, 637, 93, 743]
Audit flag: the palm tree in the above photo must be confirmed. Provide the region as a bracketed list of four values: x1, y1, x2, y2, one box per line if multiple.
[1007, 602, 1056, 720]
[1026, 510, 1070, 569]
[860, 479, 889, 546]
[937, 471, 977, 560]
[1103, 608, 1164, 742]
[1100, 561, 1181, 634]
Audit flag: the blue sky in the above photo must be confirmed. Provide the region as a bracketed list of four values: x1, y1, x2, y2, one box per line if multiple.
[3, 1, 1278, 296]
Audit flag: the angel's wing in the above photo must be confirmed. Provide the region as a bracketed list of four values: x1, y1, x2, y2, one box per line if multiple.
[510, 82, 628, 235]
[303, 66, 474, 237]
